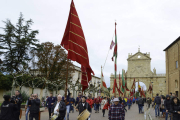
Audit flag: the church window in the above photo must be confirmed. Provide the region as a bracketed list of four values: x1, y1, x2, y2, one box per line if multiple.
[175, 80, 178, 88]
[176, 61, 178, 68]
[138, 55, 141, 58]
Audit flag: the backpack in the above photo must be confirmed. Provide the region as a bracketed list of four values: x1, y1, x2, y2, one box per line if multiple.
[138, 99, 143, 104]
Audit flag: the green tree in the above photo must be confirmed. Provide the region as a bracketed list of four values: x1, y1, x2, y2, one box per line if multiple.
[0, 73, 13, 90]
[35, 42, 74, 83]
[0, 13, 41, 72]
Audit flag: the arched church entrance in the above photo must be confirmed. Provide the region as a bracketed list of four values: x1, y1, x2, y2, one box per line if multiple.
[135, 82, 147, 97]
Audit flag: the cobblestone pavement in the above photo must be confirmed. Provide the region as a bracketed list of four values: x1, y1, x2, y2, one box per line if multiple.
[20, 103, 164, 120]
[148, 105, 165, 120]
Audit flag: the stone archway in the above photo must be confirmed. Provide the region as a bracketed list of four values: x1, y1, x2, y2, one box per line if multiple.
[110, 49, 166, 98]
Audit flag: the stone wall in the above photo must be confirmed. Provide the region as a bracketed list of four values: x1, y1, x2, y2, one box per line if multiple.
[165, 39, 180, 97]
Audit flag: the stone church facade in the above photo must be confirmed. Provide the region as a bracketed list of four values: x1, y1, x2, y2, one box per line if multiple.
[110, 48, 166, 98]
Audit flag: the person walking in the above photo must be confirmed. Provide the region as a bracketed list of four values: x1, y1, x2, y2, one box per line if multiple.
[132, 97, 136, 104]
[69, 95, 75, 113]
[101, 97, 107, 117]
[138, 96, 144, 114]
[46, 93, 56, 120]
[119, 97, 122, 104]
[94, 96, 101, 113]
[25, 94, 33, 120]
[75, 92, 82, 106]
[86, 96, 93, 120]
[154, 93, 161, 117]
[28, 94, 40, 120]
[51, 95, 66, 120]
[76, 96, 91, 120]
[127, 97, 132, 110]
[160, 96, 165, 117]
[164, 95, 171, 120]
[170, 97, 180, 120]
[62, 88, 71, 120]
[146, 97, 152, 109]
[108, 98, 125, 120]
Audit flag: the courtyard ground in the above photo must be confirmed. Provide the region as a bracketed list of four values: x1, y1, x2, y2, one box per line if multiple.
[20, 103, 164, 120]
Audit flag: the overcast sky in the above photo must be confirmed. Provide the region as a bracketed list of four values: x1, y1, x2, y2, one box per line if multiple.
[1, 0, 180, 88]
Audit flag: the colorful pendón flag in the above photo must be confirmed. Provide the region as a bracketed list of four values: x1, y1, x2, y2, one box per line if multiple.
[110, 40, 115, 49]
[118, 72, 123, 95]
[101, 66, 109, 93]
[112, 22, 118, 95]
[130, 78, 135, 96]
[61, 0, 94, 91]
[125, 73, 130, 91]
[121, 69, 125, 93]
[138, 80, 142, 96]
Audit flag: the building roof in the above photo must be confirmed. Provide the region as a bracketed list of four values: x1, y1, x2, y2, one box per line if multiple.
[163, 36, 180, 51]
[127, 51, 151, 61]
[74, 65, 101, 79]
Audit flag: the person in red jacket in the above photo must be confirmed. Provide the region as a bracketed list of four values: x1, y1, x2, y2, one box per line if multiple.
[94, 96, 101, 113]
[86, 96, 93, 120]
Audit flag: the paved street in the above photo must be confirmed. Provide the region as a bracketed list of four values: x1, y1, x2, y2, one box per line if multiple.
[20, 104, 152, 120]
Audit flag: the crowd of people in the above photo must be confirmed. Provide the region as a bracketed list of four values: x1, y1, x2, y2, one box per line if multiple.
[152, 93, 180, 120]
[1, 89, 180, 120]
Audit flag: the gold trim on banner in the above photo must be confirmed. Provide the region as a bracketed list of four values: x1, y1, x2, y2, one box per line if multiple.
[72, 4, 75, 7]
[68, 49, 87, 59]
[82, 79, 88, 81]
[69, 40, 88, 54]
[69, 31, 85, 41]
[70, 22, 82, 29]
[71, 13, 79, 18]
[82, 74, 87, 77]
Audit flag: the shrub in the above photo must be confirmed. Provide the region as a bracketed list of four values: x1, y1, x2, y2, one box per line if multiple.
[20, 91, 29, 103]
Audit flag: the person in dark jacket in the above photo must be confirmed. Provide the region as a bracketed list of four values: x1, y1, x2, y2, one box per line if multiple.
[154, 93, 161, 117]
[46, 93, 56, 119]
[25, 94, 33, 120]
[28, 94, 40, 120]
[76, 96, 91, 119]
[0, 95, 18, 120]
[51, 95, 66, 120]
[138, 96, 144, 114]
[164, 95, 171, 120]
[10, 90, 22, 120]
[75, 92, 82, 106]
[147, 97, 152, 109]
[170, 97, 180, 120]
[119, 97, 122, 104]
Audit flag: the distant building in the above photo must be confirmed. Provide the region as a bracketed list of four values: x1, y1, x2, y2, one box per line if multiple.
[164, 36, 180, 97]
[70, 65, 101, 98]
[0, 65, 101, 102]
[110, 48, 166, 98]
